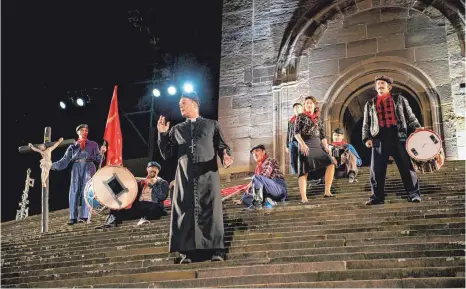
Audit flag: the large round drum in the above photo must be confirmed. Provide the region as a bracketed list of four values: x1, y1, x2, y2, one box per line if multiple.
[91, 166, 138, 210]
[406, 129, 445, 173]
[84, 179, 104, 211]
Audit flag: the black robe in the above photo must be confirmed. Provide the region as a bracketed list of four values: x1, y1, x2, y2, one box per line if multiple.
[158, 117, 231, 252]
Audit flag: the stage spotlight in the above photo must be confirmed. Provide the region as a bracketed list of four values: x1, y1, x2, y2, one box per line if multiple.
[59, 101, 66, 109]
[183, 83, 194, 93]
[152, 88, 161, 97]
[167, 86, 177, 95]
[76, 98, 85, 107]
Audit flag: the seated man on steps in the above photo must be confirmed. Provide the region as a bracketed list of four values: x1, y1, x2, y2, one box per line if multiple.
[96, 161, 169, 229]
[234, 145, 288, 209]
[329, 128, 362, 183]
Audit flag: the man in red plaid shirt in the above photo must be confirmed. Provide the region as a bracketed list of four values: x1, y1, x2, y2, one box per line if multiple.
[362, 75, 423, 205]
[234, 145, 288, 209]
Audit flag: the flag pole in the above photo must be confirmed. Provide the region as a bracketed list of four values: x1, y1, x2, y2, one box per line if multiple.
[98, 140, 107, 170]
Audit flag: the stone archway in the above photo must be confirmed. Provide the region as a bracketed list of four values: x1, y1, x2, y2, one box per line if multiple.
[321, 57, 443, 140]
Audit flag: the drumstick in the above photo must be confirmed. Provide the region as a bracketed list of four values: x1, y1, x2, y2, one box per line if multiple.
[221, 189, 244, 202]
[98, 140, 107, 170]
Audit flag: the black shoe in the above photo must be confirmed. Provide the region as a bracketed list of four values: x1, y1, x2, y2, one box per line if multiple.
[408, 195, 421, 202]
[348, 173, 356, 183]
[179, 254, 192, 264]
[316, 178, 325, 185]
[94, 223, 117, 229]
[211, 254, 224, 262]
[67, 219, 77, 225]
[365, 199, 384, 205]
[78, 218, 87, 223]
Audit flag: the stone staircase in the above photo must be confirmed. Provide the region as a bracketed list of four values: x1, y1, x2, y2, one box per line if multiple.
[1, 161, 465, 288]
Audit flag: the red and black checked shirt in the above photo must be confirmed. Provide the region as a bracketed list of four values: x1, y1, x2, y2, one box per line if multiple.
[254, 155, 284, 180]
[376, 93, 397, 128]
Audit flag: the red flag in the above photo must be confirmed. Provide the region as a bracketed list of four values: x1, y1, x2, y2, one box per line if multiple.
[103, 85, 123, 166]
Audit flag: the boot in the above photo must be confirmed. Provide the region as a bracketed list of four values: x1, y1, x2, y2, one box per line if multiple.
[252, 187, 264, 209]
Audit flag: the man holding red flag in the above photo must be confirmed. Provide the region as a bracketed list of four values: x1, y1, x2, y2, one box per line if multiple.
[103, 85, 123, 166]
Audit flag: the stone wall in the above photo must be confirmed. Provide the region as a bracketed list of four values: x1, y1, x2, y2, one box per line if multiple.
[219, 0, 465, 175]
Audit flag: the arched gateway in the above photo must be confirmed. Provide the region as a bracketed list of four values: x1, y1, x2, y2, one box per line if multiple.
[219, 0, 465, 175]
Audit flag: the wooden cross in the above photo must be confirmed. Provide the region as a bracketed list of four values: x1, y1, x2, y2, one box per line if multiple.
[18, 127, 75, 233]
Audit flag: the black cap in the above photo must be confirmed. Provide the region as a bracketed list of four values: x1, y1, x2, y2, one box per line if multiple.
[181, 91, 200, 106]
[375, 75, 393, 85]
[147, 161, 161, 170]
[250, 144, 266, 154]
[76, 124, 88, 132]
[333, 128, 344, 135]
[292, 102, 302, 108]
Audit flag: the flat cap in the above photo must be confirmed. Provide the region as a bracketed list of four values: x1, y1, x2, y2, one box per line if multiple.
[333, 127, 344, 135]
[250, 144, 266, 154]
[375, 75, 394, 85]
[76, 124, 88, 132]
[147, 161, 161, 170]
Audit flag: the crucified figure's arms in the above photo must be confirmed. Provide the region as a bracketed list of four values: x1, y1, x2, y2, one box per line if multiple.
[48, 138, 64, 151]
[28, 143, 44, 154]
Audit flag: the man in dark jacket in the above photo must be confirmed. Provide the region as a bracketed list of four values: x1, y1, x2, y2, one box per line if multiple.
[286, 102, 303, 174]
[362, 75, 423, 205]
[96, 161, 169, 228]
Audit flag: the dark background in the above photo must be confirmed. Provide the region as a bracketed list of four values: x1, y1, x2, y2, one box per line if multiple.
[2, 1, 223, 222]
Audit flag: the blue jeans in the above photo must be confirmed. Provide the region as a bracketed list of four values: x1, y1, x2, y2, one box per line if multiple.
[242, 175, 288, 207]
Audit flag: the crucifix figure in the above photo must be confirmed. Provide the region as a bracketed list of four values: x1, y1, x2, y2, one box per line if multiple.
[18, 127, 75, 232]
[29, 137, 64, 188]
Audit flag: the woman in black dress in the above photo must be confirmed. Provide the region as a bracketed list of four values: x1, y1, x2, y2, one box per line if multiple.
[294, 96, 335, 202]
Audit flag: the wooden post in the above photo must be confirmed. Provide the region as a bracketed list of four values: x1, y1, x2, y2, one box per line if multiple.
[42, 127, 51, 233]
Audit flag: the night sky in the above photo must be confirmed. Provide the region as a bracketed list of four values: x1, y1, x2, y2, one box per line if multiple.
[2, 1, 223, 222]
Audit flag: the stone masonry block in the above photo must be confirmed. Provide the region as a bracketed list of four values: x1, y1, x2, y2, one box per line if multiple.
[367, 19, 407, 38]
[339, 54, 375, 72]
[380, 7, 409, 22]
[309, 59, 339, 77]
[377, 34, 405, 52]
[318, 28, 339, 46]
[343, 9, 381, 28]
[309, 43, 346, 61]
[309, 75, 339, 99]
[222, 10, 252, 30]
[407, 12, 440, 32]
[223, 0, 253, 14]
[414, 43, 448, 61]
[376, 48, 415, 63]
[405, 28, 446, 48]
[339, 24, 367, 43]
[232, 96, 252, 109]
[435, 84, 453, 104]
[347, 38, 378, 57]
[356, 0, 373, 10]
[415, 59, 450, 86]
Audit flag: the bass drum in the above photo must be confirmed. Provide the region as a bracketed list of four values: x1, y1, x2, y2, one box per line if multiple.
[91, 165, 138, 210]
[406, 129, 445, 173]
[84, 178, 105, 211]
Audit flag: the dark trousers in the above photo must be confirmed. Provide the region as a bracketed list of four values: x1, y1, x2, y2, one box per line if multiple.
[370, 128, 420, 201]
[105, 200, 165, 225]
[289, 141, 299, 174]
[242, 175, 288, 207]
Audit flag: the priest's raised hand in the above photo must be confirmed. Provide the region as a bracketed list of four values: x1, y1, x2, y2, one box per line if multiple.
[157, 116, 170, 133]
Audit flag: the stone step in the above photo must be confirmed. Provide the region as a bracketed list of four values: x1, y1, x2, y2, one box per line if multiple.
[3, 242, 464, 279]
[85, 266, 466, 288]
[3, 226, 463, 274]
[3, 207, 463, 256]
[2, 192, 463, 247]
[2, 215, 463, 264]
[218, 277, 466, 288]
[3, 256, 464, 286]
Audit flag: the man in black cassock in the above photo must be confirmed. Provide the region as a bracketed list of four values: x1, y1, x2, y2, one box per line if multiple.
[157, 91, 234, 264]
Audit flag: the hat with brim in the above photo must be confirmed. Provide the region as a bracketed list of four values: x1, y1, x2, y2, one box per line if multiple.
[76, 124, 88, 132]
[375, 75, 393, 85]
[250, 144, 266, 154]
[147, 161, 161, 170]
[333, 128, 344, 135]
